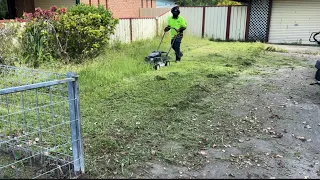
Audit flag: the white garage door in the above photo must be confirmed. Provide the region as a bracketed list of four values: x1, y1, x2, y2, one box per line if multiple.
[268, 0, 320, 45]
[34, 0, 76, 10]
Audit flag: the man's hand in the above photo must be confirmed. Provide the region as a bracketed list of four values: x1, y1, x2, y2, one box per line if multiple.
[174, 27, 186, 34]
[164, 26, 171, 32]
[178, 27, 186, 33]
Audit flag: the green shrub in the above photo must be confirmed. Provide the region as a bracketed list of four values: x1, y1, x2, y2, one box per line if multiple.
[55, 4, 119, 62]
[0, 0, 9, 19]
[20, 20, 54, 67]
[0, 22, 22, 66]
[19, 4, 118, 68]
[19, 6, 67, 67]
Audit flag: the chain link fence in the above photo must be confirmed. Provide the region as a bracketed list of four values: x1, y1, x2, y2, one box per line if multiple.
[0, 65, 85, 179]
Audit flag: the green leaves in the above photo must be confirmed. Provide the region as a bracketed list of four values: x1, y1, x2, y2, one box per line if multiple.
[19, 4, 119, 67]
[0, 22, 22, 66]
[0, 0, 9, 19]
[55, 5, 118, 62]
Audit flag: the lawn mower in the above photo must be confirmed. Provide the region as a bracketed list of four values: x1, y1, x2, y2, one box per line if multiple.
[315, 60, 320, 82]
[309, 31, 320, 45]
[145, 29, 179, 70]
[309, 31, 320, 83]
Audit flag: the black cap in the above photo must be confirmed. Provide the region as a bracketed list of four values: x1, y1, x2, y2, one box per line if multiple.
[171, 6, 179, 12]
[171, 6, 180, 14]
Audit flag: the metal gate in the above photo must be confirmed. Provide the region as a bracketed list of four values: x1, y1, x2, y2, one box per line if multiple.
[0, 65, 85, 179]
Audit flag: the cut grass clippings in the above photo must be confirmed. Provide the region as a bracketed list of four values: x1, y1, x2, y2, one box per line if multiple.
[41, 35, 309, 178]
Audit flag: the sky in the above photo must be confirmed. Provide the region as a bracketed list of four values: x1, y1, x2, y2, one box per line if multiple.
[156, 0, 175, 7]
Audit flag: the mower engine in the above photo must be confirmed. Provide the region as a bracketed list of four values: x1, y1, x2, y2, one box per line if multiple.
[145, 51, 171, 70]
[145, 51, 163, 63]
[145, 30, 178, 70]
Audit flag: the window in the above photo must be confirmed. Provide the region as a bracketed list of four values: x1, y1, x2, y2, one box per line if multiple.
[0, 0, 9, 20]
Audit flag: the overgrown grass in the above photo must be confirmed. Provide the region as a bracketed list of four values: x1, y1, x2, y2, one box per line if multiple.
[32, 35, 309, 178]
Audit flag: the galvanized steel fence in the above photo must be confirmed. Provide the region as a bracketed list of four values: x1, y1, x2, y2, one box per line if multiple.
[179, 6, 248, 41]
[0, 65, 84, 179]
[110, 6, 248, 44]
[110, 10, 172, 44]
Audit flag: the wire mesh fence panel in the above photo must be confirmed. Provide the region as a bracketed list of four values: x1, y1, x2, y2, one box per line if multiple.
[0, 65, 84, 179]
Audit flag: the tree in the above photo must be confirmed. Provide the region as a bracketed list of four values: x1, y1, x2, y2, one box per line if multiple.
[174, 0, 241, 6]
[0, 0, 9, 19]
[217, 0, 241, 5]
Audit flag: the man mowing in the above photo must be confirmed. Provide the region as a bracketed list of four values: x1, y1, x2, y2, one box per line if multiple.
[164, 6, 187, 62]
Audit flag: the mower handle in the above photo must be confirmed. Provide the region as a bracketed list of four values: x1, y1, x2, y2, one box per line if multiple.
[157, 28, 181, 52]
[309, 32, 320, 45]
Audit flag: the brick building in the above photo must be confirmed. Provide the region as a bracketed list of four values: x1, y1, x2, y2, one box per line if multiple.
[81, 0, 156, 18]
[0, 0, 156, 20]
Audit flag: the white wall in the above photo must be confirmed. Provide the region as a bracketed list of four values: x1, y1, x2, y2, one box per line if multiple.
[179, 7, 203, 37]
[204, 7, 228, 40]
[157, 10, 171, 35]
[268, 0, 320, 45]
[132, 18, 157, 41]
[230, 6, 247, 41]
[110, 19, 131, 43]
[34, 0, 75, 9]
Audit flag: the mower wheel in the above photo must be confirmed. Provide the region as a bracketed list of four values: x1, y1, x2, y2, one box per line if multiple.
[165, 61, 170, 66]
[154, 64, 160, 70]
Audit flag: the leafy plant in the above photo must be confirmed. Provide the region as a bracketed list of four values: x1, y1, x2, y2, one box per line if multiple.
[0, 0, 9, 19]
[18, 6, 66, 67]
[55, 3, 119, 62]
[0, 21, 22, 66]
[18, 4, 119, 68]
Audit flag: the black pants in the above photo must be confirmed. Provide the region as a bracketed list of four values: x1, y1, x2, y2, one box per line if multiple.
[171, 36, 183, 61]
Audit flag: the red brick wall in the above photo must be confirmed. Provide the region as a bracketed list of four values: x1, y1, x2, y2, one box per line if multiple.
[81, 0, 156, 18]
[143, 0, 155, 8]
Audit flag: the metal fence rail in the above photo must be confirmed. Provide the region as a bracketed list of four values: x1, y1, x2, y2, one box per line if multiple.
[0, 65, 84, 179]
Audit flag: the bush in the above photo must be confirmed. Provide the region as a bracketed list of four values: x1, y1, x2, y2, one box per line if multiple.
[19, 6, 67, 67]
[19, 4, 118, 68]
[55, 4, 119, 62]
[0, 22, 22, 66]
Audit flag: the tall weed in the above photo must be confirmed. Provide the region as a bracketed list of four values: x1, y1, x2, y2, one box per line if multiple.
[0, 22, 22, 66]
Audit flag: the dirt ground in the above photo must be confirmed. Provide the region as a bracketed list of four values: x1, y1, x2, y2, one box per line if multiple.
[142, 45, 320, 179]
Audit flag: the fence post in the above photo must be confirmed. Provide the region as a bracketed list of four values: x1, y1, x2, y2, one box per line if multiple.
[156, 17, 159, 37]
[202, 6, 206, 38]
[67, 72, 85, 174]
[130, 18, 133, 42]
[266, 0, 273, 42]
[226, 6, 232, 41]
[245, 1, 252, 41]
